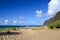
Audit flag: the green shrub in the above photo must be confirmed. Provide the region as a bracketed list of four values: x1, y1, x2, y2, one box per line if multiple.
[49, 21, 60, 29]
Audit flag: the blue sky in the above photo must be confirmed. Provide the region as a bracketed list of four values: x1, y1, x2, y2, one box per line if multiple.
[0, 0, 59, 25]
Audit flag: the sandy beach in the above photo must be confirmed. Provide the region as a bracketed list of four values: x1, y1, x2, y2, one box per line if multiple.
[0, 28, 60, 40]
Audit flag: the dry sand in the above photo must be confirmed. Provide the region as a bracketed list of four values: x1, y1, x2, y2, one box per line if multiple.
[0, 28, 60, 40]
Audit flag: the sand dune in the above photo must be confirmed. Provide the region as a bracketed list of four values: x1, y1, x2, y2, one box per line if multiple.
[0, 28, 60, 40]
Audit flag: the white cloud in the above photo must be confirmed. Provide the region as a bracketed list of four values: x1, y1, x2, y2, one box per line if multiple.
[4, 19, 9, 24]
[19, 16, 25, 20]
[13, 20, 17, 24]
[18, 16, 25, 24]
[5, 19, 8, 22]
[19, 21, 23, 24]
[0, 21, 1, 22]
[47, 0, 60, 17]
[36, 10, 43, 18]
[0, 21, 1, 25]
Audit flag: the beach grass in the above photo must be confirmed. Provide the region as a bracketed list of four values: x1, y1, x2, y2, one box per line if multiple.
[0, 27, 17, 32]
[31, 27, 44, 30]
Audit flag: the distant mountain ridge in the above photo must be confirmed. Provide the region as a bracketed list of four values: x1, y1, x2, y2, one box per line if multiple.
[43, 11, 60, 25]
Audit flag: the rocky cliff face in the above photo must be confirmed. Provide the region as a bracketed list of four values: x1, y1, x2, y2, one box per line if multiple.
[43, 11, 60, 25]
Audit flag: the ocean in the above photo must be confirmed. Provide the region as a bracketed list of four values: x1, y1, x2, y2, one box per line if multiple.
[0, 25, 41, 29]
